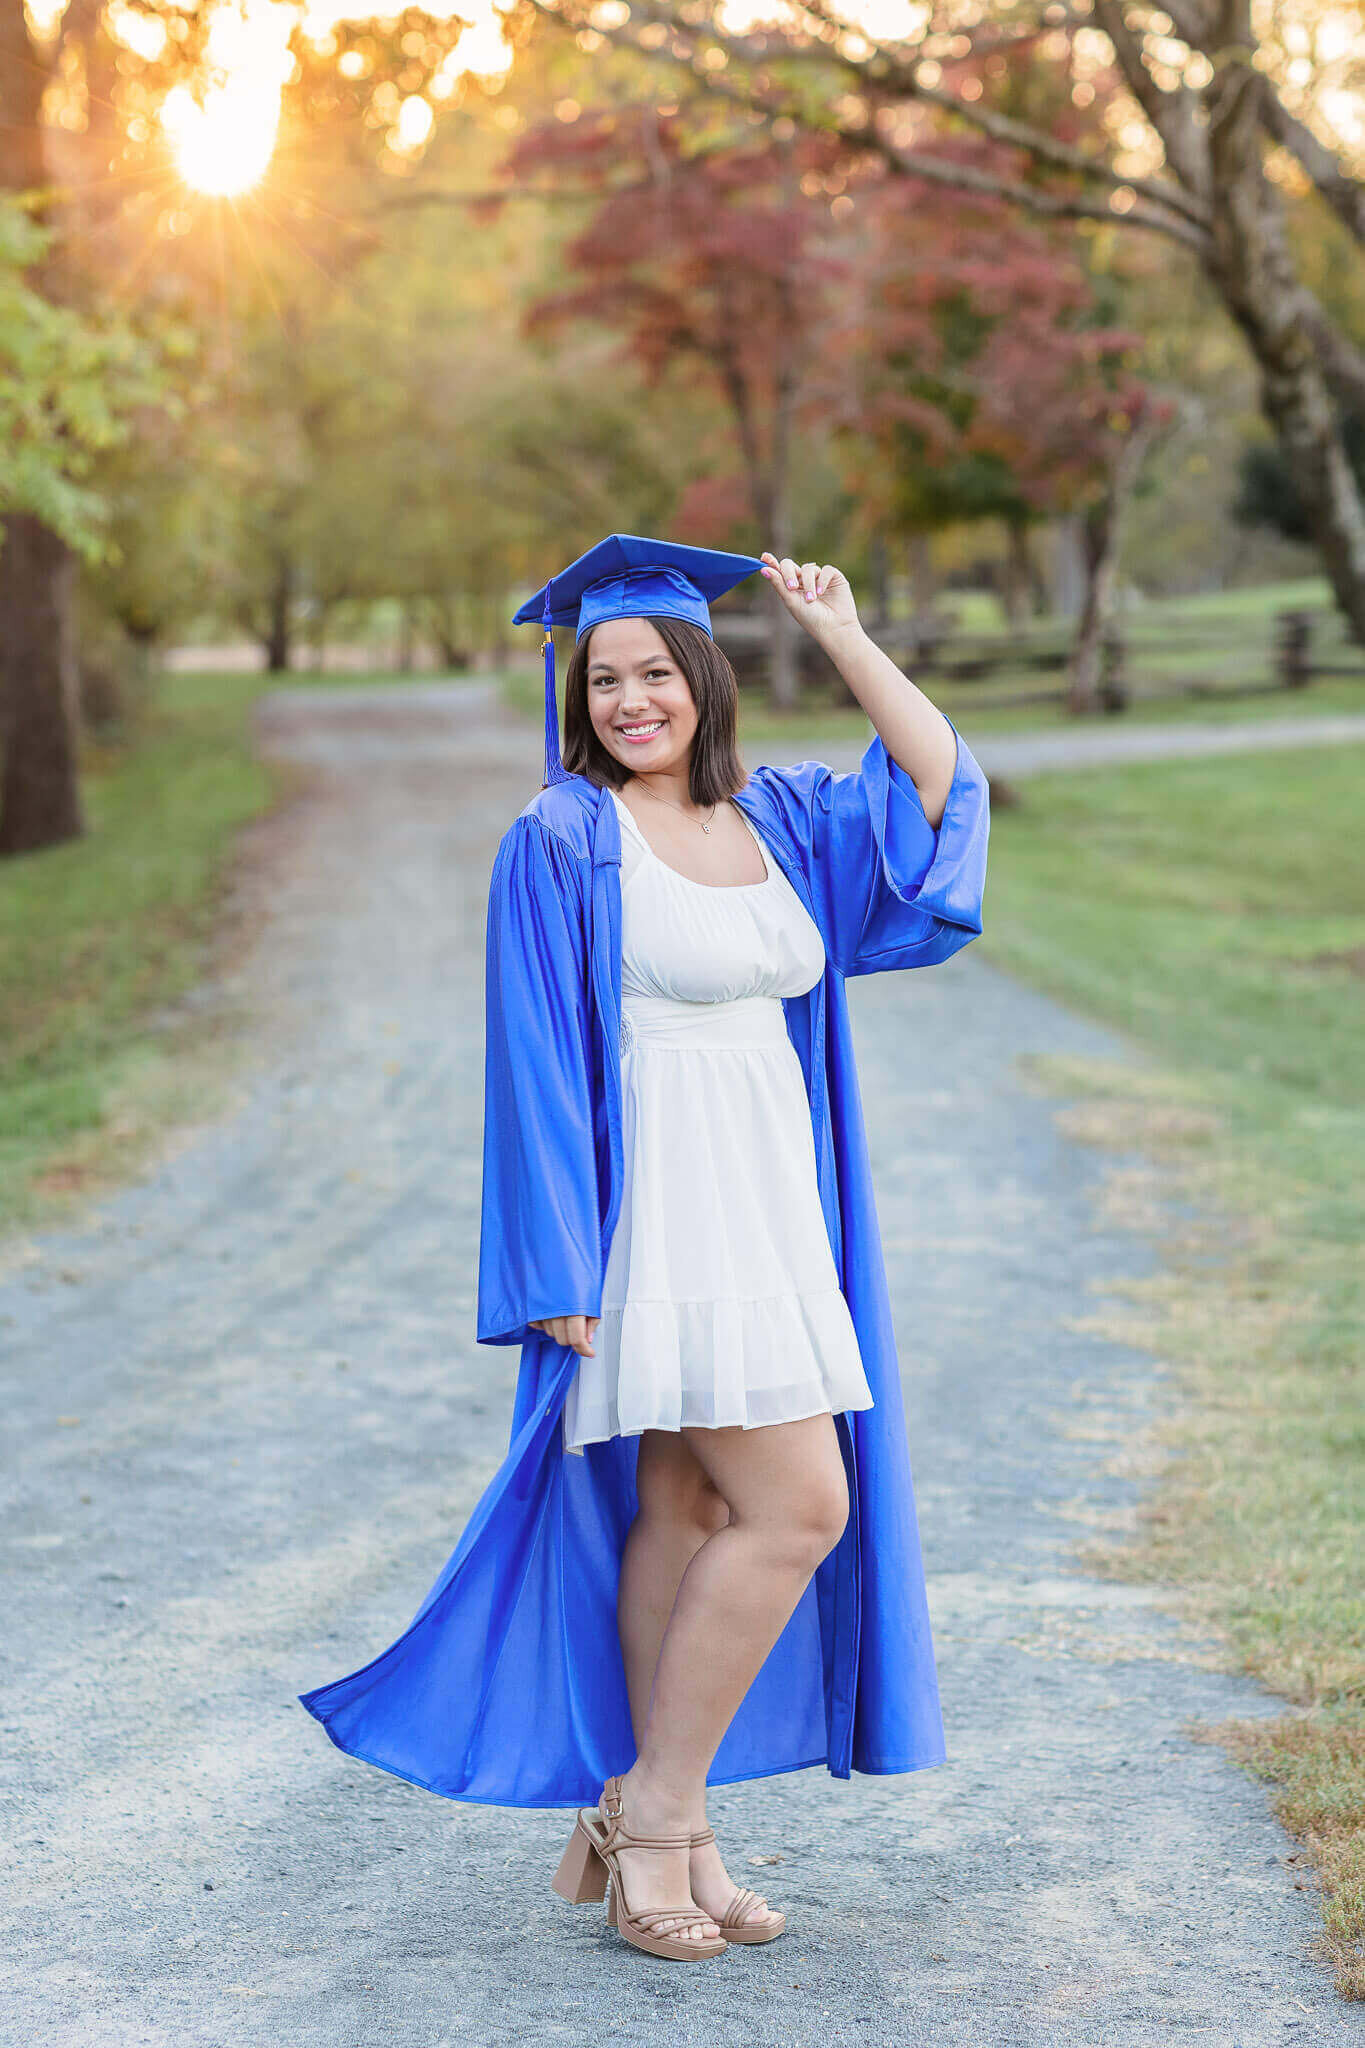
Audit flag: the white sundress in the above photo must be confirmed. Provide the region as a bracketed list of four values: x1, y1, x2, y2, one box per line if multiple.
[562, 786, 875, 1456]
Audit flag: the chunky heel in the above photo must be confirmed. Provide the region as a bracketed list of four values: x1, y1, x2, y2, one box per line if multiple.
[566, 1776, 726, 1961]
[552, 1818, 609, 1904]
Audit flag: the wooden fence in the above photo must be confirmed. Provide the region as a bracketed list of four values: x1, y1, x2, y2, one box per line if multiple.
[714, 606, 1365, 713]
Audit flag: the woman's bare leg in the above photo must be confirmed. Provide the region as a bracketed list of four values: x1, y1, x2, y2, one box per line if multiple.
[609, 1413, 849, 1941]
[618, 1431, 729, 1740]
[617, 1432, 776, 1932]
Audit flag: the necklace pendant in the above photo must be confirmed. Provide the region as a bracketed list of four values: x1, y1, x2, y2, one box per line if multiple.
[701, 821, 710, 833]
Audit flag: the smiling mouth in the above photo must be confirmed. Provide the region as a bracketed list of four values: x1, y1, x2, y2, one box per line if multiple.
[616, 720, 665, 741]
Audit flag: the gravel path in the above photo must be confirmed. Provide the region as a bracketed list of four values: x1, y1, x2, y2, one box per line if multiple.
[2, 682, 1356, 2047]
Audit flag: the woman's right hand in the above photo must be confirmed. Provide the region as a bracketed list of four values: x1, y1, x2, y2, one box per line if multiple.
[528, 1313, 599, 1357]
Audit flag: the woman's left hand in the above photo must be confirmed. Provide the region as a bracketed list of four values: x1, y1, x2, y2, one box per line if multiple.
[760, 553, 862, 646]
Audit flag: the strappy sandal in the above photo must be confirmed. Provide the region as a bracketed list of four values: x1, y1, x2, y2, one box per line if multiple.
[690, 1826, 787, 1944]
[551, 1776, 727, 1961]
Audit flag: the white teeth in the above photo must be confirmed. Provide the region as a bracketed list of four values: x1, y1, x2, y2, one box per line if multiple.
[620, 721, 663, 735]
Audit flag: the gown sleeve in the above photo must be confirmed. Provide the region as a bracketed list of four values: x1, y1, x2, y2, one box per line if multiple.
[475, 814, 603, 1349]
[760, 718, 990, 978]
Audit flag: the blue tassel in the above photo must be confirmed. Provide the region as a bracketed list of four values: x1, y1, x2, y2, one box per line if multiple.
[541, 585, 569, 787]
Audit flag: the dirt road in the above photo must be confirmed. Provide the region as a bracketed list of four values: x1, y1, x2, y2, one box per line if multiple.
[1, 682, 1350, 2046]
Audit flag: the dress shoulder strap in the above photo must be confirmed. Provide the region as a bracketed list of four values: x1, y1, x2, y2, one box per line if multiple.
[608, 788, 650, 882]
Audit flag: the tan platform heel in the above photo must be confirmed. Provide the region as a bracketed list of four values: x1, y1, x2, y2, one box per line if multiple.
[690, 1826, 787, 1943]
[551, 1776, 727, 1961]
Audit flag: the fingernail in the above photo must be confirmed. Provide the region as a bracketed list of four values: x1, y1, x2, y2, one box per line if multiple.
[787, 579, 797, 589]
[805, 591, 814, 601]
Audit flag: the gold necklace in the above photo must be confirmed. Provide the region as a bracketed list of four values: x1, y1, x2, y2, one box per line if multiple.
[630, 780, 719, 835]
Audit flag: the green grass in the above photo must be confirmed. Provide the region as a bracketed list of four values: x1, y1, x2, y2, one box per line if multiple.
[0, 665, 509, 1232]
[0, 672, 278, 1230]
[982, 745, 1365, 1995]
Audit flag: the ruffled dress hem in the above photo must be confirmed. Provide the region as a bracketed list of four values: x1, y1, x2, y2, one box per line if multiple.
[563, 1284, 875, 1456]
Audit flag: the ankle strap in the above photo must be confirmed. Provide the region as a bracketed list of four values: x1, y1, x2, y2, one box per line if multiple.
[596, 1776, 694, 1852]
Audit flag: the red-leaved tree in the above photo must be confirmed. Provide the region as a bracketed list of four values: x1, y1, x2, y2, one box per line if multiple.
[834, 169, 1165, 705]
[509, 106, 849, 704]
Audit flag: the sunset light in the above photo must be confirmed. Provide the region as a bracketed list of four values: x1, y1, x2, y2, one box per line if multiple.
[129, 0, 1365, 200]
[161, 0, 296, 194]
[156, 0, 514, 195]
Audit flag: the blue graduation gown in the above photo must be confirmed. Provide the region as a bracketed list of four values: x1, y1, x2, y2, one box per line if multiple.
[299, 726, 990, 1807]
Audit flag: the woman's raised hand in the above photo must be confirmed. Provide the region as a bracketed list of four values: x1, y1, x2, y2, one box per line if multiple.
[528, 1312, 599, 1357]
[759, 553, 862, 646]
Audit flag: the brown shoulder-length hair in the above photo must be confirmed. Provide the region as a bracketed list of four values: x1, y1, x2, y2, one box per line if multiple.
[558, 616, 748, 807]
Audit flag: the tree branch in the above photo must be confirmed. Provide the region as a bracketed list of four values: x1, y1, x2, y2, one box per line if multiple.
[1092, 0, 1210, 201]
[1154, 0, 1219, 49]
[1299, 288, 1365, 414]
[866, 129, 1211, 252]
[547, 5, 1213, 254]
[611, 0, 1210, 230]
[1259, 85, 1365, 250]
[873, 59, 1208, 227]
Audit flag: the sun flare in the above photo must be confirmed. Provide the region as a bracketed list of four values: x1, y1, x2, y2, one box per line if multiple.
[161, 0, 296, 195]
[158, 0, 515, 196]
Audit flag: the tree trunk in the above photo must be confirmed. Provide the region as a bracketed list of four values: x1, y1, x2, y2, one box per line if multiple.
[768, 592, 800, 709]
[1257, 364, 1365, 643]
[1201, 57, 1365, 644]
[398, 597, 418, 674]
[311, 598, 332, 672]
[867, 532, 891, 628]
[714, 273, 802, 711]
[1001, 518, 1033, 627]
[1027, 542, 1051, 618]
[0, 15, 84, 855]
[1067, 413, 1154, 714]
[751, 474, 800, 711]
[1067, 500, 1116, 715]
[905, 532, 937, 614]
[1050, 516, 1088, 619]
[0, 515, 85, 855]
[264, 556, 293, 673]
[428, 594, 460, 669]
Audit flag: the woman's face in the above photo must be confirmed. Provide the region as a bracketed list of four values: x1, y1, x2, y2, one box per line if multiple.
[584, 618, 698, 776]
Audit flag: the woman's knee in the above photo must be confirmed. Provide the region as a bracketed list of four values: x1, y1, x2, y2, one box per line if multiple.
[738, 1462, 849, 1572]
[688, 1416, 850, 1569]
[786, 1465, 850, 1566]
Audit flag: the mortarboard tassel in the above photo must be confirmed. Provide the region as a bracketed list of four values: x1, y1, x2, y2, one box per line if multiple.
[541, 582, 571, 788]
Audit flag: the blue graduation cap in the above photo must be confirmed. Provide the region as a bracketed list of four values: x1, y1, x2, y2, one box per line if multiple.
[513, 533, 764, 786]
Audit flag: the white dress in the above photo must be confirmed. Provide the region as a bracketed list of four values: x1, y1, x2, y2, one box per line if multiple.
[562, 787, 875, 1456]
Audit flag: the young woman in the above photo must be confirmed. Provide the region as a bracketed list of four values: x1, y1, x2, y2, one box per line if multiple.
[299, 535, 990, 1966]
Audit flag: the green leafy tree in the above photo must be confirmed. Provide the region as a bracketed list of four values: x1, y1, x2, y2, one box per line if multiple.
[0, 0, 466, 852]
[0, 198, 165, 850]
